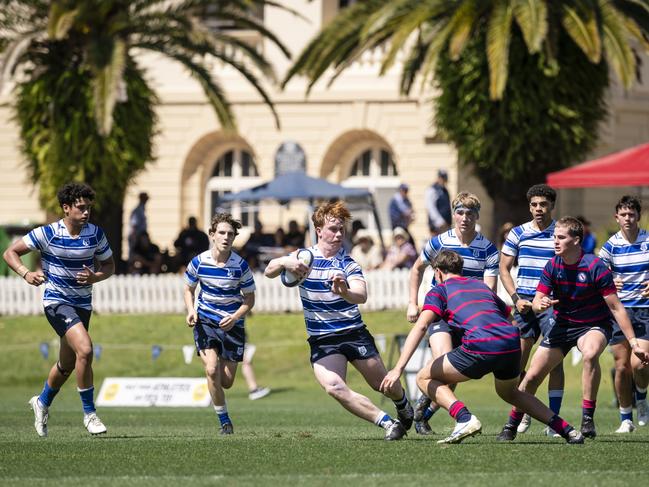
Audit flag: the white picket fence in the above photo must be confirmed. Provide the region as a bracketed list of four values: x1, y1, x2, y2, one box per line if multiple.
[0, 269, 418, 316]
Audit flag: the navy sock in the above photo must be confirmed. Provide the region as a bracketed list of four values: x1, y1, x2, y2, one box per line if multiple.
[393, 392, 408, 410]
[636, 386, 647, 402]
[38, 381, 60, 408]
[548, 390, 563, 415]
[78, 386, 96, 414]
[449, 401, 472, 423]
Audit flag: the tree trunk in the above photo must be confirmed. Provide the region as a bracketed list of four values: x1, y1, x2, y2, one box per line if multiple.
[92, 196, 126, 274]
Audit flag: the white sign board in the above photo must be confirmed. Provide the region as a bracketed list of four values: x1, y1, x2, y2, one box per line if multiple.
[96, 377, 211, 407]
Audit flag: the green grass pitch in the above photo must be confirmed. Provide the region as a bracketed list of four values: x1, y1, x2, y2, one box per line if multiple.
[1, 311, 648, 486]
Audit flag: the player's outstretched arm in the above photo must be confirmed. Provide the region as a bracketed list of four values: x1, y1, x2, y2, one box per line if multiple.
[407, 257, 427, 323]
[380, 309, 436, 393]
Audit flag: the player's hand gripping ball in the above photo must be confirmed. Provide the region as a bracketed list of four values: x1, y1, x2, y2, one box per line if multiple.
[281, 249, 314, 287]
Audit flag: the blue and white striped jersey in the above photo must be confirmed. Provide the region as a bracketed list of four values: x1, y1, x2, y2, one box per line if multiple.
[599, 230, 649, 308]
[24, 220, 112, 309]
[185, 250, 255, 325]
[298, 246, 365, 337]
[502, 221, 555, 296]
[421, 229, 499, 283]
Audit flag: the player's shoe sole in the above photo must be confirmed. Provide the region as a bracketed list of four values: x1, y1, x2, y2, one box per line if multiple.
[437, 415, 482, 444]
[28, 396, 48, 438]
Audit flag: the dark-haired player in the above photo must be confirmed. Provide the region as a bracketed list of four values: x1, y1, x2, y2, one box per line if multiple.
[3, 182, 114, 437]
[381, 250, 583, 444]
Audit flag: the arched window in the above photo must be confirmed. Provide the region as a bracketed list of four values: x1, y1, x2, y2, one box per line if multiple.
[343, 147, 400, 233]
[206, 149, 261, 228]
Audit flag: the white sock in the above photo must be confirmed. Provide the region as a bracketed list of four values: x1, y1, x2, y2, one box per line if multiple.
[374, 411, 392, 428]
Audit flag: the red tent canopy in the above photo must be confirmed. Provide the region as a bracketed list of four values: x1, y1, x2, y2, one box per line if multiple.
[546, 142, 649, 188]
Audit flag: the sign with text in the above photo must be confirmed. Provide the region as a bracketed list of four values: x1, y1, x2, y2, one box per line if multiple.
[96, 377, 211, 407]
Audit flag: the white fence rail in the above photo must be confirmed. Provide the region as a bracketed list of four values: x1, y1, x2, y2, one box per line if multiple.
[0, 269, 419, 316]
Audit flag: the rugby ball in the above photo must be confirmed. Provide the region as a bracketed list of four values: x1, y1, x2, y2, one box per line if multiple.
[281, 248, 314, 287]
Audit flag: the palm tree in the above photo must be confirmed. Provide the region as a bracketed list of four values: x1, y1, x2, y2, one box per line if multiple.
[285, 0, 649, 229]
[0, 0, 291, 267]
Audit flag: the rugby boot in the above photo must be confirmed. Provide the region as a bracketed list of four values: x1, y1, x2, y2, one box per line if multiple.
[517, 413, 531, 433]
[580, 415, 596, 439]
[565, 428, 585, 444]
[437, 415, 482, 444]
[397, 401, 414, 431]
[496, 423, 517, 442]
[28, 396, 48, 438]
[413, 394, 432, 422]
[219, 423, 234, 435]
[83, 412, 107, 435]
[384, 419, 407, 441]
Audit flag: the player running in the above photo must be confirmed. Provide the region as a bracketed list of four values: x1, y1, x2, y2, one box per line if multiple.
[265, 201, 414, 440]
[381, 250, 583, 444]
[599, 195, 649, 432]
[184, 213, 255, 435]
[3, 182, 114, 437]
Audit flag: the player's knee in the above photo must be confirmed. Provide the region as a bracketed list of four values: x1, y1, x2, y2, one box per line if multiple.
[76, 345, 93, 363]
[323, 380, 348, 400]
[221, 376, 235, 389]
[581, 349, 600, 364]
[204, 364, 220, 380]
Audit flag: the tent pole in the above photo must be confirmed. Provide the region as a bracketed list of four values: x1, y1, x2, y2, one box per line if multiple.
[368, 193, 386, 254]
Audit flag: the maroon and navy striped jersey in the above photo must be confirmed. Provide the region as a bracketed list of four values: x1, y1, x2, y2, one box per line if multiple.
[537, 252, 616, 327]
[422, 277, 519, 355]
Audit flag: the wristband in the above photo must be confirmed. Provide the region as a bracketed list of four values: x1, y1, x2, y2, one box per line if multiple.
[17, 266, 29, 279]
[511, 293, 520, 305]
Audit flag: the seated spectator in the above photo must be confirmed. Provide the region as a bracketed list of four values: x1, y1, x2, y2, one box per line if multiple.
[241, 220, 274, 271]
[350, 229, 383, 271]
[274, 227, 287, 248]
[129, 231, 162, 274]
[284, 220, 305, 249]
[381, 227, 417, 270]
[174, 216, 210, 268]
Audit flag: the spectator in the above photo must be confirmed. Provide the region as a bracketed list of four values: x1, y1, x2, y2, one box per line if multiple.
[425, 169, 452, 235]
[577, 216, 597, 253]
[128, 192, 149, 258]
[241, 220, 274, 271]
[129, 231, 162, 274]
[284, 220, 306, 249]
[388, 183, 415, 248]
[350, 229, 383, 271]
[381, 227, 417, 270]
[174, 216, 210, 268]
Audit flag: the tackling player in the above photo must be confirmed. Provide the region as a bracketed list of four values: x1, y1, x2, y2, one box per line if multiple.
[381, 250, 583, 444]
[407, 192, 499, 433]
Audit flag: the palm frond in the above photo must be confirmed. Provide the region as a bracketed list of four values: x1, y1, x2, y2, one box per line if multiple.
[561, 4, 602, 62]
[486, 0, 514, 99]
[601, 0, 637, 87]
[513, 0, 548, 53]
[92, 38, 127, 135]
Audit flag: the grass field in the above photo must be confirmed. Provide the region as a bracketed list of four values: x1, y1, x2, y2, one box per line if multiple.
[1, 311, 648, 486]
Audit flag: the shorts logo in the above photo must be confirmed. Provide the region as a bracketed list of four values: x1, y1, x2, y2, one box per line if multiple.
[577, 272, 587, 282]
[64, 318, 73, 324]
[358, 346, 367, 356]
[237, 347, 244, 355]
[433, 325, 441, 331]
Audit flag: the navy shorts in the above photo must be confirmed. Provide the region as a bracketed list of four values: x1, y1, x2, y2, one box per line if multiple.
[446, 347, 521, 381]
[427, 320, 463, 349]
[513, 295, 555, 340]
[308, 326, 379, 364]
[540, 323, 612, 356]
[610, 308, 649, 345]
[193, 314, 246, 362]
[44, 304, 91, 338]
